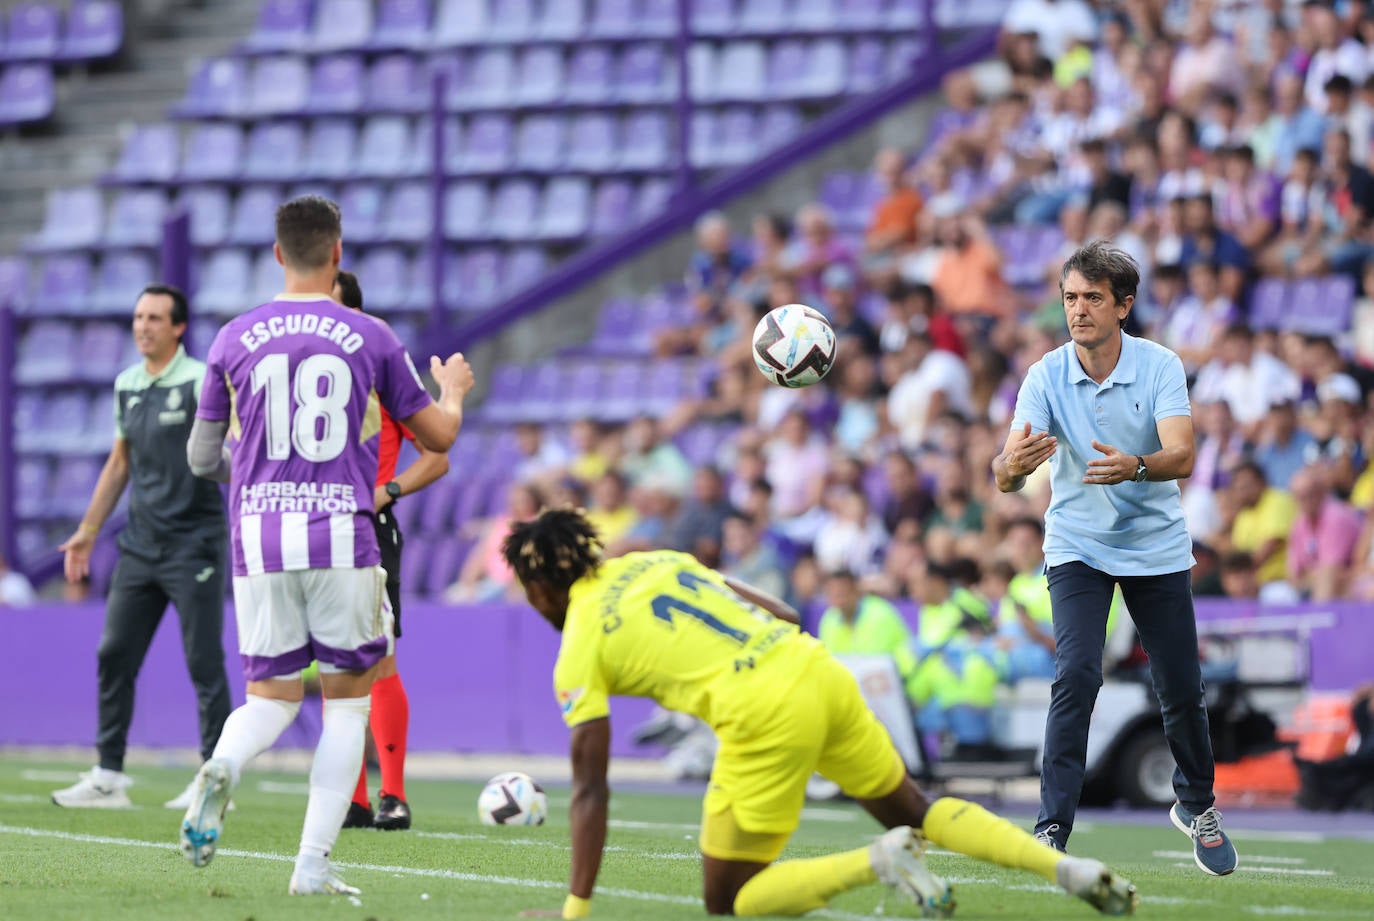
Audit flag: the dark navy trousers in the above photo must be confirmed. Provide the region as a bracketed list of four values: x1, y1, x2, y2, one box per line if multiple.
[1035, 561, 1215, 844]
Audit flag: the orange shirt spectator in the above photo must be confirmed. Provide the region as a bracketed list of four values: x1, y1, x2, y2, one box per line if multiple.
[866, 149, 923, 252]
[932, 236, 1010, 316]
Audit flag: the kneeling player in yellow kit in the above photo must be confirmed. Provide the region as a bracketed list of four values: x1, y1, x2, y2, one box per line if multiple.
[504, 509, 1137, 919]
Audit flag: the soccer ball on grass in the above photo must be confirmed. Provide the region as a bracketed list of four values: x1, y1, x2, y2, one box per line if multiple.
[478, 771, 548, 826]
[751, 303, 837, 388]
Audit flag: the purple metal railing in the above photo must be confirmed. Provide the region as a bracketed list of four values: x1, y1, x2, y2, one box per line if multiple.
[0, 304, 18, 568]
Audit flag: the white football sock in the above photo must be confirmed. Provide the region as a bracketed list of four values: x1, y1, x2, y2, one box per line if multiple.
[299, 695, 371, 860]
[210, 694, 302, 787]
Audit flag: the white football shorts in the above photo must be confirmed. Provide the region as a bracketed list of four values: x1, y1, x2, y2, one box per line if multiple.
[232, 566, 394, 681]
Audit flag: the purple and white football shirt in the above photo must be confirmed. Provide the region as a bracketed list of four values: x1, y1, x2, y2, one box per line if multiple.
[198, 294, 434, 577]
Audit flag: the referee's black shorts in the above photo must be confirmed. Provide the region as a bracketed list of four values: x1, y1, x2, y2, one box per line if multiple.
[374, 507, 404, 639]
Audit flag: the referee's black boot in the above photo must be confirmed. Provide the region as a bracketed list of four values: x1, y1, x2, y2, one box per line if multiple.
[375, 793, 411, 830]
[342, 800, 374, 829]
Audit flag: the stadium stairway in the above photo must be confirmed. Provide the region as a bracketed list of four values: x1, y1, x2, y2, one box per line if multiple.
[0, 0, 259, 253]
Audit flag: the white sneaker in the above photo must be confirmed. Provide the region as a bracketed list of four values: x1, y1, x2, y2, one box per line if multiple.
[51, 767, 132, 808]
[179, 759, 234, 868]
[165, 779, 235, 811]
[869, 826, 954, 919]
[1056, 856, 1139, 916]
[289, 855, 361, 895]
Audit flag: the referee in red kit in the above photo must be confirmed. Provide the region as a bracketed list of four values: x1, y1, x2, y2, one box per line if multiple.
[333, 270, 451, 830]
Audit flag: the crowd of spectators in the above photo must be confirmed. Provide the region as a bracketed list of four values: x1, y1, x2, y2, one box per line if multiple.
[445, 0, 1374, 741]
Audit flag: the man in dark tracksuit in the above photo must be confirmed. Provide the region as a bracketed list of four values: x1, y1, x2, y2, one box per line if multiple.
[53, 285, 232, 809]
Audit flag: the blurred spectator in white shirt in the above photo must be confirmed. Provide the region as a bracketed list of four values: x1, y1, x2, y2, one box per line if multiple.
[1169, 7, 1245, 111]
[887, 332, 973, 452]
[0, 555, 35, 607]
[1001, 0, 1098, 61]
[1193, 323, 1301, 439]
[1304, 1, 1368, 114]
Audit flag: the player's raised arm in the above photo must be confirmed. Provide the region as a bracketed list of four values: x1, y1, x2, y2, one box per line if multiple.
[402, 352, 475, 454]
[722, 575, 801, 625]
[565, 717, 611, 918]
[186, 418, 233, 483]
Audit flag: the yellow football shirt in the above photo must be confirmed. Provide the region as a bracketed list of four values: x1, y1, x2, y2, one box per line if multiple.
[553, 550, 800, 729]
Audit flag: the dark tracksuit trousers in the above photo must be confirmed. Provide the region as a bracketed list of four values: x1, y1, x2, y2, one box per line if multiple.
[96, 539, 232, 772]
[1035, 561, 1216, 845]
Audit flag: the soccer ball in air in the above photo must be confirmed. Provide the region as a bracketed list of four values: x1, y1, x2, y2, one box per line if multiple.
[751, 304, 837, 388]
[478, 771, 548, 826]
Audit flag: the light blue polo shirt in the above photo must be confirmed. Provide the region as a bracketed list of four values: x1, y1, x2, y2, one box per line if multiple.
[1012, 332, 1194, 576]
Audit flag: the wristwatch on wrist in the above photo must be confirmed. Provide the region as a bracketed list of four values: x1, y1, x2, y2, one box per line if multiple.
[1134, 456, 1148, 483]
[384, 480, 403, 502]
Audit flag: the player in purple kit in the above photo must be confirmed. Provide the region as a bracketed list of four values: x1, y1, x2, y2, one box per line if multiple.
[178, 196, 474, 895]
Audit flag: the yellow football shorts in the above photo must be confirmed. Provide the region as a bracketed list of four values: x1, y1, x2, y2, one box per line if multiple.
[699, 642, 907, 862]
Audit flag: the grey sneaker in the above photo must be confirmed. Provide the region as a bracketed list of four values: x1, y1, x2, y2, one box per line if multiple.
[179, 759, 233, 868]
[1170, 803, 1238, 876]
[869, 826, 955, 919]
[289, 856, 361, 895]
[51, 768, 132, 808]
[1033, 823, 1066, 852]
[1057, 856, 1139, 915]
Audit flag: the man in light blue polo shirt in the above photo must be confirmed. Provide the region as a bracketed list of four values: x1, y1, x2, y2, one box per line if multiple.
[992, 241, 1238, 877]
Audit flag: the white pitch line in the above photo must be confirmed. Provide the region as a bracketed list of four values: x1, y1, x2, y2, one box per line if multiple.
[255, 780, 311, 795]
[606, 818, 699, 831]
[1154, 849, 1307, 865]
[413, 830, 699, 861]
[1228, 830, 1327, 844]
[0, 793, 42, 803]
[1169, 862, 1334, 877]
[18, 769, 79, 783]
[799, 807, 861, 822]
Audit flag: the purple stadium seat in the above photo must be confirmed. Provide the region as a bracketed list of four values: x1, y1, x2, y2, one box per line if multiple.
[0, 256, 30, 309]
[417, 478, 460, 532]
[486, 364, 524, 409]
[311, 0, 373, 52]
[432, 0, 489, 46]
[692, 0, 736, 36]
[513, 46, 563, 106]
[590, 179, 634, 237]
[196, 249, 252, 316]
[1247, 277, 1287, 330]
[179, 186, 232, 246]
[635, 177, 673, 222]
[459, 113, 512, 173]
[456, 48, 514, 109]
[793, 0, 838, 30]
[54, 457, 102, 516]
[306, 54, 365, 114]
[243, 0, 311, 52]
[41, 391, 90, 453]
[589, 297, 644, 350]
[564, 45, 612, 104]
[36, 253, 93, 311]
[443, 181, 491, 240]
[490, 180, 538, 240]
[566, 112, 619, 172]
[382, 181, 433, 242]
[338, 181, 386, 242]
[242, 122, 305, 181]
[715, 107, 758, 164]
[847, 37, 886, 93]
[60, 0, 123, 61]
[453, 247, 504, 310]
[840, 0, 887, 29]
[600, 362, 647, 419]
[503, 246, 547, 293]
[176, 57, 249, 117]
[110, 123, 179, 183]
[412, 114, 463, 175]
[589, 0, 635, 38]
[5, 3, 59, 61]
[1288, 275, 1356, 335]
[537, 178, 591, 239]
[371, 0, 431, 50]
[16, 320, 76, 383]
[536, 0, 583, 39]
[15, 460, 48, 518]
[249, 248, 284, 302]
[423, 536, 469, 597]
[90, 251, 155, 313]
[487, 0, 535, 42]
[758, 105, 802, 150]
[248, 56, 310, 116]
[767, 40, 810, 98]
[886, 36, 920, 81]
[738, 0, 789, 32]
[616, 111, 665, 171]
[29, 186, 103, 251]
[639, 0, 677, 35]
[616, 43, 670, 103]
[180, 123, 243, 181]
[228, 186, 281, 246]
[560, 361, 604, 419]
[690, 110, 717, 166]
[716, 42, 766, 101]
[355, 115, 412, 177]
[889, 0, 921, 27]
[76, 319, 129, 381]
[0, 62, 54, 125]
[514, 114, 565, 172]
[688, 43, 715, 100]
[353, 246, 408, 309]
[799, 39, 846, 96]
[367, 54, 422, 111]
[302, 118, 357, 179]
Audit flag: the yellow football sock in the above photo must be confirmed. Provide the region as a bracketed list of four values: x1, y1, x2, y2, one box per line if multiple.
[922, 797, 1063, 884]
[733, 847, 876, 917]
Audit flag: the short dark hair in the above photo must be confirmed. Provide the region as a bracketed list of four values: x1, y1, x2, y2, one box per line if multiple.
[1220, 550, 1255, 574]
[1233, 459, 1267, 484]
[275, 195, 341, 270]
[139, 284, 188, 328]
[335, 270, 363, 310]
[1059, 240, 1140, 308]
[1325, 74, 1354, 96]
[501, 507, 604, 591]
[1006, 515, 1045, 538]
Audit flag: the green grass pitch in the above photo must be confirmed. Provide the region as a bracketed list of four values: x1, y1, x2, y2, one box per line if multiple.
[2, 758, 1372, 920]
